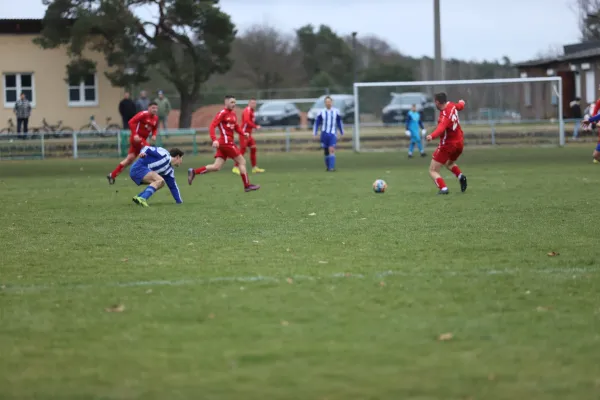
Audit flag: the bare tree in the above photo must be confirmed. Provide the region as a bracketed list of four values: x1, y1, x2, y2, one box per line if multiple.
[230, 24, 303, 95]
[350, 35, 406, 70]
[534, 43, 565, 60]
[572, 0, 600, 41]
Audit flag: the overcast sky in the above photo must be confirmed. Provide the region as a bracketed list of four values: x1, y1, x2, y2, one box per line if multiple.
[7, 0, 581, 62]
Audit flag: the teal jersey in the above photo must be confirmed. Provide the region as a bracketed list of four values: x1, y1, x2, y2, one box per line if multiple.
[405, 110, 424, 133]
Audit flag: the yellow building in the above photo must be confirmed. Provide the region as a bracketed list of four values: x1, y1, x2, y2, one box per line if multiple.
[0, 19, 124, 132]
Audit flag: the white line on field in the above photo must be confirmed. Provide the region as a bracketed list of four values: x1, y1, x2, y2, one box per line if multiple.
[0, 267, 596, 294]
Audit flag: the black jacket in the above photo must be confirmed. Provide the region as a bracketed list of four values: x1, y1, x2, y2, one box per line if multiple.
[119, 99, 137, 122]
[570, 101, 582, 119]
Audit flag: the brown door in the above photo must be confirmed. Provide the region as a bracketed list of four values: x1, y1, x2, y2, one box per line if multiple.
[558, 71, 575, 118]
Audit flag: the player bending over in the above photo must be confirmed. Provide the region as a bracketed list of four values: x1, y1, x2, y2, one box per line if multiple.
[425, 93, 468, 195]
[232, 98, 264, 175]
[130, 146, 184, 207]
[405, 104, 427, 158]
[107, 102, 159, 184]
[187, 95, 260, 192]
[313, 96, 344, 171]
[580, 113, 600, 162]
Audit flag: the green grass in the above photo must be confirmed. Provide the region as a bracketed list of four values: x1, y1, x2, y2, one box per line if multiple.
[1, 147, 600, 399]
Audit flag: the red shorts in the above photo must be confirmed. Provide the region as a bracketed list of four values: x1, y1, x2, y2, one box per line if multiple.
[239, 135, 256, 149]
[215, 144, 241, 160]
[433, 144, 463, 164]
[128, 138, 149, 155]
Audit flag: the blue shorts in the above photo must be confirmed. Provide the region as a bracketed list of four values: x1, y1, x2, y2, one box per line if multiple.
[321, 133, 337, 149]
[129, 162, 151, 186]
[595, 142, 600, 152]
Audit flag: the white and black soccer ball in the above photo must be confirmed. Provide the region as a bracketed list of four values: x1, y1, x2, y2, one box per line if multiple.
[373, 179, 387, 193]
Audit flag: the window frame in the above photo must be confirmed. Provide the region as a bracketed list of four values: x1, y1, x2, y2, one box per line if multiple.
[3, 72, 36, 108]
[67, 73, 99, 107]
[585, 69, 596, 104]
[524, 83, 532, 107]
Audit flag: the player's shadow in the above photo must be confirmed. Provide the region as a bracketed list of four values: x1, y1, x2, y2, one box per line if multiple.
[129, 201, 203, 208]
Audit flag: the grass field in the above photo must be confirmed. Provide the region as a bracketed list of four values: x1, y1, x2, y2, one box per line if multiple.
[1, 147, 600, 399]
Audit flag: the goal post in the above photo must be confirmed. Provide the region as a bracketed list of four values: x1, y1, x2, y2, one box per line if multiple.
[352, 77, 565, 153]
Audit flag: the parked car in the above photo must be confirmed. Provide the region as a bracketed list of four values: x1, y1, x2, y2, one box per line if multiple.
[307, 94, 355, 126]
[381, 92, 436, 124]
[254, 101, 301, 127]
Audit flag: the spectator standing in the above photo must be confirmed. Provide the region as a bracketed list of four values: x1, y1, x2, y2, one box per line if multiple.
[154, 90, 172, 131]
[571, 97, 582, 140]
[135, 90, 150, 112]
[13, 92, 31, 139]
[118, 92, 137, 129]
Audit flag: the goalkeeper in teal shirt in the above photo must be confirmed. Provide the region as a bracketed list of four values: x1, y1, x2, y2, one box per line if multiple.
[405, 104, 427, 158]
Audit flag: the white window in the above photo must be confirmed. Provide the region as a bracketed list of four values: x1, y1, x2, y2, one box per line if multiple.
[575, 73, 582, 98]
[3, 73, 35, 108]
[585, 70, 596, 104]
[524, 83, 532, 107]
[68, 74, 98, 107]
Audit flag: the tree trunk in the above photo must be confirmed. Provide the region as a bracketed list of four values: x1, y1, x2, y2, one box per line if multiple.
[178, 94, 195, 129]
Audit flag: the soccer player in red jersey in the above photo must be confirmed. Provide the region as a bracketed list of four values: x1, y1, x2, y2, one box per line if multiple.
[232, 98, 264, 175]
[187, 95, 260, 192]
[425, 92, 468, 195]
[589, 86, 600, 163]
[107, 102, 159, 184]
[579, 113, 600, 162]
[591, 85, 600, 118]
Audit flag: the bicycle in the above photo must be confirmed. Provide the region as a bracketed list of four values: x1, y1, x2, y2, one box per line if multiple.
[79, 115, 121, 137]
[39, 118, 74, 138]
[0, 118, 15, 135]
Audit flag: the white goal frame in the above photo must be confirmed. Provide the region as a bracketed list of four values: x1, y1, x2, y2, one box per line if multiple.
[352, 77, 564, 152]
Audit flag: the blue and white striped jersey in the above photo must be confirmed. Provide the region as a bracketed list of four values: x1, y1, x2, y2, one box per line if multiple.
[135, 146, 182, 203]
[313, 108, 344, 136]
[139, 146, 174, 177]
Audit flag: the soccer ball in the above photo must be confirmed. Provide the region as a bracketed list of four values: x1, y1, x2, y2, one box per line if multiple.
[373, 179, 387, 193]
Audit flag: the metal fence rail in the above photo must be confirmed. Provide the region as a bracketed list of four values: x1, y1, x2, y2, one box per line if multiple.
[0, 119, 583, 161]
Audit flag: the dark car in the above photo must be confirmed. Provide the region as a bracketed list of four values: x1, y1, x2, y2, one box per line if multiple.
[307, 94, 355, 127]
[254, 101, 301, 127]
[381, 92, 436, 124]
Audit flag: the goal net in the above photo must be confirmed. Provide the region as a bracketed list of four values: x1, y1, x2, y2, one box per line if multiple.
[352, 77, 566, 152]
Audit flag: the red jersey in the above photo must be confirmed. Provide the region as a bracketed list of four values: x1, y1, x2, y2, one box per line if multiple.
[209, 108, 243, 145]
[129, 111, 158, 141]
[241, 106, 258, 135]
[430, 101, 465, 146]
[590, 100, 600, 142]
[592, 99, 600, 116]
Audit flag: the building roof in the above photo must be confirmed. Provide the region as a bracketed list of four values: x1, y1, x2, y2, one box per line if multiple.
[514, 58, 558, 68]
[0, 19, 44, 34]
[561, 47, 600, 61]
[515, 41, 600, 69]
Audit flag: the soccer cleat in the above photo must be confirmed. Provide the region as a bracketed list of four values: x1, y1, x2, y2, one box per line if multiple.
[232, 166, 241, 175]
[408, 153, 413, 158]
[132, 196, 149, 207]
[107, 174, 115, 185]
[244, 184, 260, 192]
[252, 166, 265, 173]
[437, 188, 449, 195]
[421, 152, 427, 157]
[327, 168, 336, 172]
[594, 159, 599, 164]
[187, 168, 196, 185]
[459, 175, 468, 193]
